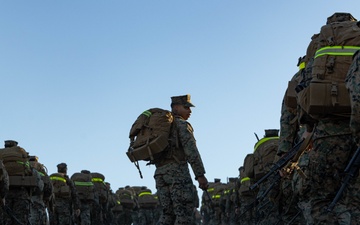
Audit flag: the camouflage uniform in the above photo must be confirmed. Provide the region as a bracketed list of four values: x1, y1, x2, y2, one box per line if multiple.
[345, 50, 360, 223]
[153, 95, 207, 225]
[2, 141, 40, 225]
[224, 178, 240, 225]
[0, 160, 9, 225]
[294, 13, 359, 224]
[276, 57, 308, 224]
[29, 157, 53, 225]
[49, 163, 81, 225]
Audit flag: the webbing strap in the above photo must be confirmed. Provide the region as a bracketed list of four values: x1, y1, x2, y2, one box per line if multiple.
[50, 176, 66, 182]
[241, 177, 250, 183]
[254, 137, 279, 152]
[142, 110, 152, 117]
[74, 181, 94, 186]
[91, 178, 104, 183]
[315, 46, 360, 58]
[299, 62, 306, 70]
[138, 191, 152, 197]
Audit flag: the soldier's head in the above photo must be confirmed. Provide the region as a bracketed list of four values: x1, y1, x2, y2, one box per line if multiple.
[214, 178, 221, 183]
[57, 163, 67, 174]
[4, 140, 18, 148]
[170, 94, 195, 120]
[29, 156, 39, 162]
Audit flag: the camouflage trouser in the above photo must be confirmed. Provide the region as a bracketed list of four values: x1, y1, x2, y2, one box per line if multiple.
[138, 207, 156, 225]
[297, 120, 355, 225]
[154, 163, 196, 225]
[113, 208, 133, 225]
[79, 200, 92, 225]
[4, 189, 31, 225]
[30, 198, 47, 225]
[238, 195, 256, 225]
[49, 198, 73, 225]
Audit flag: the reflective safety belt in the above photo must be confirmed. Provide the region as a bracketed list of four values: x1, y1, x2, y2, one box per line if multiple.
[298, 61, 306, 70]
[50, 176, 66, 182]
[315, 46, 360, 58]
[142, 110, 152, 117]
[91, 178, 104, 183]
[254, 137, 279, 153]
[212, 194, 221, 199]
[241, 177, 250, 183]
[74, 181, 94, 186]
[138, 191, 152, 197]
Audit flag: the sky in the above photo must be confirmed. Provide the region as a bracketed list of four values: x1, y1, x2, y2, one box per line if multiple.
[2, 1, 360, 199]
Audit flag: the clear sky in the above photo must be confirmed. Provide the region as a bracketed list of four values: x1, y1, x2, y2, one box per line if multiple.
[1, 1, 360, 197]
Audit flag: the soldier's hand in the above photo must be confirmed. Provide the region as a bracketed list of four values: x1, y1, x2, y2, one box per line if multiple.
[197, 175, 208, 190]
[75, 208, 81, 217]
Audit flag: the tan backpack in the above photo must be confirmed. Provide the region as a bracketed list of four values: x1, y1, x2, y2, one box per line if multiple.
[126, 108, 173, 162]
[137, 188, 158, 208]
[116, 188, 136, 209]
[91, 172, 108, 204]
[299, 15, 360, 117]
[0, 146, 39, 187]
[71, 172, 95, 200]
[253, 130, 279, 181]
[50, 173, 71, 198]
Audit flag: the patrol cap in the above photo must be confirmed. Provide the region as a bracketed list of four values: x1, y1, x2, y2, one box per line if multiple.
[29, 156, 39, 162]
[214, 178, 221, 183]
[57, 163, 67, 172]
[171, 94, 195, 107]
[264, 129, 279, 137]
[4, 140, 18, 148]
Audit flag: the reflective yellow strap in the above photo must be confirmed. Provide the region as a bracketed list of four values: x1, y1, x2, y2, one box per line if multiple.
[212, 194, 221, 199]
[224, 190, 230, 194]
[298, 62, 306, 70]
[207, 187, 214, 192]
[91, 178, 104, 183]
[38, 172, 45, 177]
[17, 161, 30, 168]
[241, 177, 250, 183]
[254, 137, 279, 152]
[142, 110, 152, 117]
[50, 176, 66, 182]
[74, 181, 94, 186]
[138, 191, 152, 197]
[315, 46, 360, 58]
[116, 200, 121, 204]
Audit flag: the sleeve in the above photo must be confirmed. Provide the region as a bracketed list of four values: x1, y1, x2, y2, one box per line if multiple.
[346, 51, 360, 146]
[66, 176, 81, 210]
[177, 119, 206, 178]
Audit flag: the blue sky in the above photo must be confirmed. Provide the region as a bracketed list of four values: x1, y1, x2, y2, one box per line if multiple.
[2, 1, 360, 196]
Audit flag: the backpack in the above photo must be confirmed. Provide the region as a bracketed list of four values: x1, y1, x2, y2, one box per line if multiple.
[116, 188, 136, 209]
[299, 19, 360, 117]
[91, 172, 108, 204]
[253, 133, 279, 181]
[50, 173, 71, 198]
[126, 108, 173, 162]
[0, 146, 39, 187]
[243, 153, 254, 179]
[137, 188, 158, 208]
[71, 172, 95, 200]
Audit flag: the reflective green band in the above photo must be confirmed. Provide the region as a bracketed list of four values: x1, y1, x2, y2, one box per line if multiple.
[254, 137, 279, 152]
[142, 110, 152, 117]
[207, 187, 214, 192]
[241, 177, 250, 183]
[212, 194, 221, 199]
[91, 178, 104, 183]
[38, 172, 45, 177]
[50, 176, 66, 182]
[17, 161, 30, 167]
[298, 62, 306, 70]
[74, 181, 94, 186]
[315, 46, 360, 58]
[138, 192, 152, 197]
